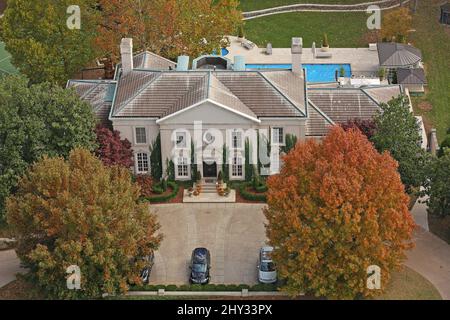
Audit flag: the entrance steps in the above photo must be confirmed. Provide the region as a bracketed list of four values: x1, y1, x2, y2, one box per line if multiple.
[202, 182, 217, 194]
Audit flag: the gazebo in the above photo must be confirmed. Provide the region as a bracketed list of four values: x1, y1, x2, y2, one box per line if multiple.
[441, 2, 450, 25]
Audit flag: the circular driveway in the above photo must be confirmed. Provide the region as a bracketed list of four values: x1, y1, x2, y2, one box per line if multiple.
[149, 203, 267, 285]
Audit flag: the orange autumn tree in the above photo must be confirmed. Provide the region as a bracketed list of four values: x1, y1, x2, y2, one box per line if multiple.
[6, 148, 162, 298]
[264, 126, 415, 299]
[381, 7, 412, 42]
[95, 0, 242, 66]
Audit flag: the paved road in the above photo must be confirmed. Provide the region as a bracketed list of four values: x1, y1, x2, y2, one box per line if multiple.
[149, 203, 267, 285]
[406, 227, 450, 300]
[0, 249, 26, 288]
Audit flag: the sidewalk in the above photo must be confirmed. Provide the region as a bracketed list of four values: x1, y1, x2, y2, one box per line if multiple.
[0, 249, 26, 288]
[406, 227, 450, 300]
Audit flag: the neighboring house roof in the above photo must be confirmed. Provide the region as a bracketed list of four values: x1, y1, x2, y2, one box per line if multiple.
[111, 69, 306, 120]
[377, 43, 422, 67]
[133, 51, 177, 70]
[67, 80, 116, 126]
[397, 68, 427, 85]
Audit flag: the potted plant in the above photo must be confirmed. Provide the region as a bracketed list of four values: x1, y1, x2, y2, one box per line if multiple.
[338, 66, 346, 83]
[237, 25, 245, 43]
[321, 33, 330, 52]
[378, 67, 386, 81]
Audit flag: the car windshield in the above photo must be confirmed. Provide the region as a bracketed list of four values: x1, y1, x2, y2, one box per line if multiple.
[192, 263, 207, 273]
[260, 261, 275, 272]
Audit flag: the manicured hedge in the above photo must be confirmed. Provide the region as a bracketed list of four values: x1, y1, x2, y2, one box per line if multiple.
[130, 283, 278, 292]
[144, 181, 179, 203]
[239, 182, 267, 202]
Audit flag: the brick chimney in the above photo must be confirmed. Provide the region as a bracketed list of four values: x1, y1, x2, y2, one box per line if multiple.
[291, 37, 303, 74]
[120, 38, 134, 75]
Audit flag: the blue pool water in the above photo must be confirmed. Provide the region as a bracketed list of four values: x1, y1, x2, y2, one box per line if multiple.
[246, 63, 351, 83]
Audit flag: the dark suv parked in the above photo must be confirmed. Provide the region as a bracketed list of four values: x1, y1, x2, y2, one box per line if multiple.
[189, 248, 211, 284]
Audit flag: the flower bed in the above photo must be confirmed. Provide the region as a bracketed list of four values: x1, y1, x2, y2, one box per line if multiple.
[143, 181, 180, 203]
[238, 182, 267, 202]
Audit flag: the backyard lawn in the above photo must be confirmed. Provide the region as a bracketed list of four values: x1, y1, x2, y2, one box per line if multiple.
[409, 0, 450, 142]
[240, 0, 368, 11]
[244, 11, 370, 48]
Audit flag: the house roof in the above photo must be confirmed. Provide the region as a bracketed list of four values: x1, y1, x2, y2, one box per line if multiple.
[377, 43, 422, 67]
[441, 2, 450, 12]
[110, 69, 306, 119]
[397, 68, 427, 84]
[305, 86, 401, 136]
[67, 80, 116, 126]
[133, 51, 177, 70]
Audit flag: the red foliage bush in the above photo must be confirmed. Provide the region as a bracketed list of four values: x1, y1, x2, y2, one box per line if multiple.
[341, 118, 377, 140]
[95, 125, 133, 168]
[135, 174, 153, 198]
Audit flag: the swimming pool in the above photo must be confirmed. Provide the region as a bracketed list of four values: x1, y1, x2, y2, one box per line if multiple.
[246, 64, 351, 83]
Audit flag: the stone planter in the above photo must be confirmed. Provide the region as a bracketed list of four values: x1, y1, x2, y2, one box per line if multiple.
[321, 45, 330, 52]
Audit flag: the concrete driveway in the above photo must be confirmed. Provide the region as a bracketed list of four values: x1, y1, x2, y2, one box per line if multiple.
[0, 249, 26, 288]
[149, 203, 267, 285]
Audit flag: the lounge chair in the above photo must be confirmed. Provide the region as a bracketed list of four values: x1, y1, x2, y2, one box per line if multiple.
[265, 43, 272, 55]
[312, 42, 332, 58]
[241, 40, 255, 50]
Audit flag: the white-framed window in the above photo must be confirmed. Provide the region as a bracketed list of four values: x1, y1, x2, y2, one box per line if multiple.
[135, 127, 147, 144]
[231, 156, 243, 177]
[231, 131, 242, 149]
[176, 157, 189, 178]
[136, 152, 150, 173]
[272, 127, 284, 145]
[176, 132, 187, 148]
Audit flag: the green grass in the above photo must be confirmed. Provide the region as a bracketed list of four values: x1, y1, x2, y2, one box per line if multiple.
[409, 0, 450, 142]
[240, 0, 368, 12]
[244, 11, 369, 48]
[376, 267, 442, 300]
[0, 42, 18, 76]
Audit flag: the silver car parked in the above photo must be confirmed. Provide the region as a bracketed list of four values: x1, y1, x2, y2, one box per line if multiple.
[258, 246, 277, 284]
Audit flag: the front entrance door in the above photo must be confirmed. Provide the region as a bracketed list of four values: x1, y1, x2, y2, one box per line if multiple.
[203, 161, 217, 178]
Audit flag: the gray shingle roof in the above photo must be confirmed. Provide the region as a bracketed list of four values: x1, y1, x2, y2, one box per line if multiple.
[377, 43, 422, 67]
[306, 88, 384, 136]
[110, 70, 306, 119]
[397, 68, 427, 84]
[361, 85, 402, 105]
[67, 80, 116, 126]
[214, 71, 305, 117]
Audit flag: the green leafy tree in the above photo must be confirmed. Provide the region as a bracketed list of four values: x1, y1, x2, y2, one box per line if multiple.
[371, 95, 430, 191]
[281, 134, 297, 154]
[6, 149, 162, 298]
[0, 75, 96, 220]
[0, 0, 98, 84]
[150, 134, 162, 181]
[424, 150, 450, 216]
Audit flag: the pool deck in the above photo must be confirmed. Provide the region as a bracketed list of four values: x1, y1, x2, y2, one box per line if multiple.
[225, 36, 379, 76]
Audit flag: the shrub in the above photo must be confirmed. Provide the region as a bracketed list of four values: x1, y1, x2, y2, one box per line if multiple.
[146, 182, 179, 203]
[152, 185, 164, 195]
[322, 33, 329, 47]
[239, 182, 267, 202]
[135, 174, 153, 198]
